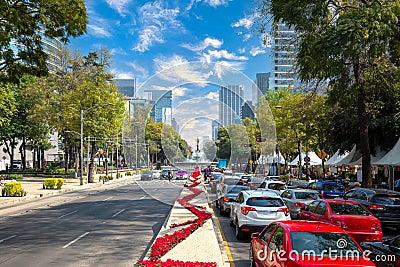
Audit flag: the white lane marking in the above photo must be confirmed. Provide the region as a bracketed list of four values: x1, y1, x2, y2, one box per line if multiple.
[58, 210, 78, 219]
[103, 197, 113, 201]
[0, 235, 16, 243]
[139, 195, 146, 200]
[63, 232, 90, 248]
[111, 209, 126, 218]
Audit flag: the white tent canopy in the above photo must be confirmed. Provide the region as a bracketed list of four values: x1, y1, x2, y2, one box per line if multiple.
[256, 151, 285, 165]
[348, 147, 387, 166]
[374, 138, 400, 166]
[334, 145, 362, 166]
[288, 152, 322, 166]
[325, 150, 349, 166]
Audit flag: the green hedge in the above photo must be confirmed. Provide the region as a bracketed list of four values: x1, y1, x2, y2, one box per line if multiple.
[43, 178, 64, 189]
[8, 174, 23, 179]
[2, 182, 26, 197]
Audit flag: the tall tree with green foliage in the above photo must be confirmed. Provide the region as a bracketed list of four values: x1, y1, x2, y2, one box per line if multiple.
[259, 0, 400, 187]
[0, 0, 87, 80]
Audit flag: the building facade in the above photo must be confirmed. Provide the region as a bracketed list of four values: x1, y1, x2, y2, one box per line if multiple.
[273, 23, 301, 92]
[241, 101, 255, 121]
[219, 85, 244, 127]
[252, 72, 271, 106]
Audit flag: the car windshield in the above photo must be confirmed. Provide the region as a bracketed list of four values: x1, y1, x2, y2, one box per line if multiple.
[143, 171, 152, 175]
[324, 184, 345, 192]
[224, 178, 241, 185]
[268, 183, 286, 190]
[373, 194, 400, 205]
[249, 177, 264, 183]
[295, 192, 320, 200]
[246, 197, 284, 207]
[290, 232, 362, 256]
[330, 203, 371, 216]
[213, 173, 222, 179]
[227, 186, 249, 193]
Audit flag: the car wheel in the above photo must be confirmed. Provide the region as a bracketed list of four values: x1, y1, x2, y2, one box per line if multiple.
[235, 219, 244, 240]
[249, 245, 255, 267]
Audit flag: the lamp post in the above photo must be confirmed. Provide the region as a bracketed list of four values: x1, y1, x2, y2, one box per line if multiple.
[80, 103, 115, 185]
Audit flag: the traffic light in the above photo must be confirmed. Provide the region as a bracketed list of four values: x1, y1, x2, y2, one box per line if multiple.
[255, 136, 266, 142]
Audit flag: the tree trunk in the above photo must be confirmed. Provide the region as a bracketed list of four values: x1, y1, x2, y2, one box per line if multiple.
[354, 60, 372, 188]
[88, 142, 96, 183]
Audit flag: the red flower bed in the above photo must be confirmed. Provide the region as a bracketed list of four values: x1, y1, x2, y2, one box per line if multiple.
[137, 178, 216, 266]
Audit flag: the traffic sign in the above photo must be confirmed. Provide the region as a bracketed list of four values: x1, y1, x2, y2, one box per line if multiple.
[317, 150, 328, 160]
[304, 156, 310, 163]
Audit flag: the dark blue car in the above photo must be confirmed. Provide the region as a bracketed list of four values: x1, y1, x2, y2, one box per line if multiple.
[306, 181, 345, 198]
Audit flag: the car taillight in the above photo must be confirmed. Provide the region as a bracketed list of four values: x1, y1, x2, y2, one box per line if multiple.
[294, 202, 306, 207]
[223, 197, 229, 202]
[368, 204, 385, 210]
[277, 207, 290, 216]
[371, 222, 381, 231]
[241, 206, 256, 215]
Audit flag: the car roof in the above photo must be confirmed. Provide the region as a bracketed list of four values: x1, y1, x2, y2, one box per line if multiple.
[274, 220, 346, 233]
[320, 199, 363, 205]
[349, 188, 400, 195]
[243, 190, 280, 198]
[263, 180, 285, 184]
[284, 188, 319, 193]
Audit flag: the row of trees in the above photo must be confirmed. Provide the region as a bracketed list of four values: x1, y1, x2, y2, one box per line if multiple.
[255, 0, 400, 187]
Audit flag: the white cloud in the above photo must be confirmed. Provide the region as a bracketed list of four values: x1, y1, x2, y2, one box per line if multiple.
[153, 55, 210, 84]
[111, 70, 134, 79]
[132, 1, 182, 52]
[205, 91, 218, 100]
[206, 50, 248, 61]
[250, 47, 266, 56]
[232, 16, 254, 30]
[243, 34, 251, 42]
[182, 37, 223, 52]
[202, 0, 230, 7]
[174, 87, 189, 97]
[87, 24, 112, 38]
[106, 0, 133, 16]
[109, 47, 127, 55]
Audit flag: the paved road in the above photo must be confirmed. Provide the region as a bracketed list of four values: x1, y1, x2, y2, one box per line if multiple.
[0, 179, 184, 267]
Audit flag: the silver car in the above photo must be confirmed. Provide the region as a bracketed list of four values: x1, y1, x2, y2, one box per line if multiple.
[280, 189, 320, 219]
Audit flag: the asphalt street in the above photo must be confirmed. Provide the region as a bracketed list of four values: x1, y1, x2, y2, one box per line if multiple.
[0, 179, 184, 267]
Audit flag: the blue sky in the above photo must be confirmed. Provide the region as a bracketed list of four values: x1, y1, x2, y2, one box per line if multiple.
[69, 0, 273, 148]
[69, 0, 272, 93]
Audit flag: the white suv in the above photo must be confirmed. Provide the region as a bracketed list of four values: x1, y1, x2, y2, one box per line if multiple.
[229, 190, 290, 239]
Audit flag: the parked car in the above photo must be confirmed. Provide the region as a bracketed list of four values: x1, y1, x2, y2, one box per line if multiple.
[151, 170, 161, 179]
[258, 180, 287, 193]
[246, 176, 265, 190]
[140, 171, 153, 181]
[361, 235, 400, 267]
[287, 179, 309, 189]
[250, 220, 376, 267]
[210, 174, 224, 193]
[280, 189, 320, 219]
[239, 174, 253, 185]
[175, 169, 188, 180]
[230, 190, 290, 239]
[343, 188, 400, 230]
[306, 181, 346, 198]
[216, 185, 249, 215]
[216, 176, 243, 196]
[299, 199, 383, 243]
[160, 169, 175, 180]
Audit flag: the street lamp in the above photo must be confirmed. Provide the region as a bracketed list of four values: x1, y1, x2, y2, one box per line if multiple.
[80, 103, 115, 185]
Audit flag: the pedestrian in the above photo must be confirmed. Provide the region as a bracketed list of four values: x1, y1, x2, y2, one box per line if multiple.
[168, 170, 172, 182]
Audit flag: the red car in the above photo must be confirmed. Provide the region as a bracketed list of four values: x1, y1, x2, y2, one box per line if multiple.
[299, 199, 383, 243]
[250, 220, 376, 267]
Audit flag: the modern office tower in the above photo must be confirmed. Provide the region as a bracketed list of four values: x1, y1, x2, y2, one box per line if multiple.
[241, 101, 255, 121]
[143, 89, 172, 123]
[114, 79, 136, 97]
[41, 35, 63, 73]
[252, 72, 271, 106]
[219, 85, 244, 126]
[273, 23, 301, 92]
[212, 120, 222, 141]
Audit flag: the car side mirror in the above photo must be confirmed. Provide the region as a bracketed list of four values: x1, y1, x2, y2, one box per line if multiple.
[251, 232, 260, 239]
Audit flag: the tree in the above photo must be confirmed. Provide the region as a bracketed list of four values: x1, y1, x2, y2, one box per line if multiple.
[0, 0, 87, 80]
[203, 140, 217, 161]
[0, 83, 16, 127]
[259, 0, 400, 187]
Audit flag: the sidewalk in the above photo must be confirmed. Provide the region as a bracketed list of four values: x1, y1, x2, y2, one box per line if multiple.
[0, 173, 133, 207]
